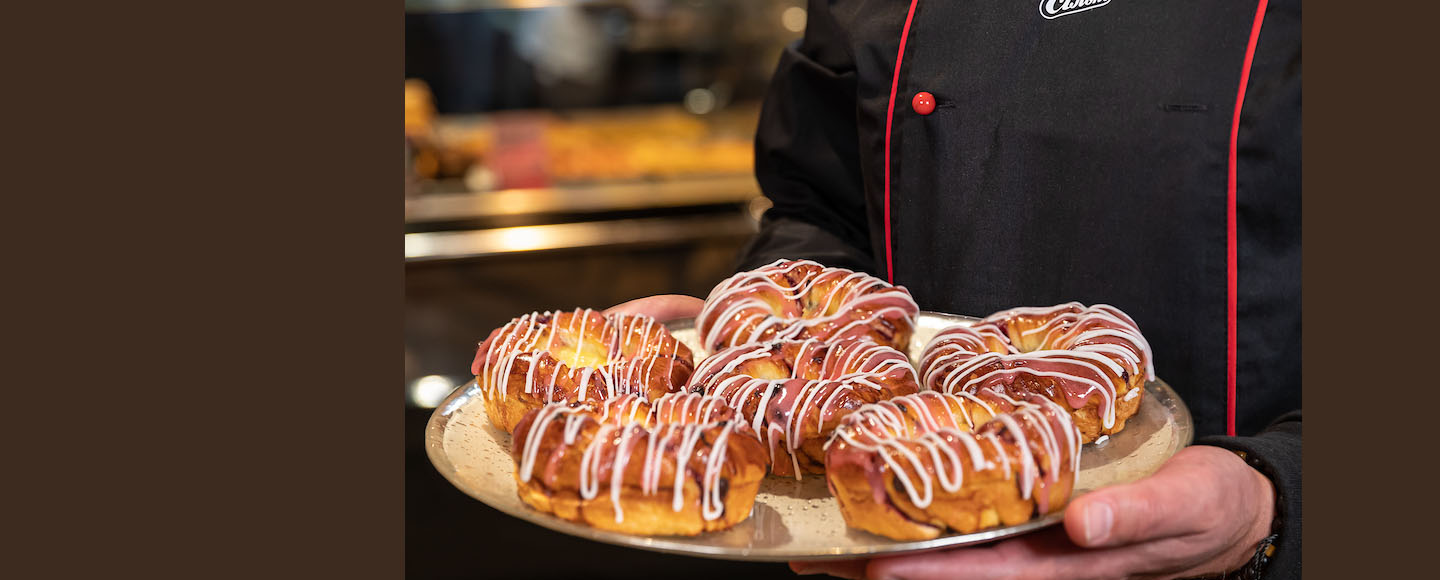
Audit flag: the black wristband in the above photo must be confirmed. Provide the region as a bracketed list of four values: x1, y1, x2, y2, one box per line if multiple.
[1222, 532, 1280, 580]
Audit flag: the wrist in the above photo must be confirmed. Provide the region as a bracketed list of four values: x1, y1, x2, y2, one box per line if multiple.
[1212, 450, 1280, 577]
[1239, 462, 1277, 559]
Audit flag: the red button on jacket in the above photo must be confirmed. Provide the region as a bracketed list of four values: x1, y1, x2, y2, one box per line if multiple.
[912, 92, 936, 115]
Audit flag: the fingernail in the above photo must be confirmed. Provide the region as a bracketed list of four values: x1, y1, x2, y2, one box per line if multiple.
[1084, 501, 1114, 545]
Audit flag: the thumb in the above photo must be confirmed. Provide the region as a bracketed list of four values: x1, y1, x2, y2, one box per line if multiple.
[603, 295, 704, 322]
[1063, 446, 1221, 548]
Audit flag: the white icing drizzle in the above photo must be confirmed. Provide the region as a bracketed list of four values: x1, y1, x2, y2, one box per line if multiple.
[823, 390, 999, 450]
[828, 393, 1080, 510]
[918, 303, 1153, 431]
[474, 308, 688, 408]
[517, 401, 744, 523]
[695, 259, 920, 351]
[689, 338, 917, 479]
[598, 393, 651, 425]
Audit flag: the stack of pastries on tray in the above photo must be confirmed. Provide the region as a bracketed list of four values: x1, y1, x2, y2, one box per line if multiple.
[688, 338, 919, 477]
[469, 259, 1153, 539]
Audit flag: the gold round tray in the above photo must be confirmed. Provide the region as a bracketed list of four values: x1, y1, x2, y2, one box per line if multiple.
[425, 311, 1193, 561]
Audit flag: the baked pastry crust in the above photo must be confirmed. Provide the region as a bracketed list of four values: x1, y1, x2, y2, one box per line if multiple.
[579, 392, 741, 427]
[825, 392, 1080, 540]
[696, 259, 919, 353]
[920, 303, 1153, 442]
[689, 339, 919, 477]
[512, 400, 769, 536]
[472, 309, 694, 433]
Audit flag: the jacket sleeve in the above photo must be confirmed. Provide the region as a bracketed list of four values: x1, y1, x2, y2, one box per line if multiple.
[1197, 410, 1302, 580]
[737, 0, 874, 274]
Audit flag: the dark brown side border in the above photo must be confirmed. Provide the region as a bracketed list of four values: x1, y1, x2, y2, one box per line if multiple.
[7, 1, 401, 578]
[1303, 1, 1436, 578]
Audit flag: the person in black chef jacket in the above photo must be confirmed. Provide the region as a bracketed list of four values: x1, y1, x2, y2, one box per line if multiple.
[610, 0, 1300, 578]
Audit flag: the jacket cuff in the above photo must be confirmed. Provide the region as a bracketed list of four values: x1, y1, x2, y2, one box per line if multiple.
[735, 214, 876, 274]
[1196, 411, 1302, 580]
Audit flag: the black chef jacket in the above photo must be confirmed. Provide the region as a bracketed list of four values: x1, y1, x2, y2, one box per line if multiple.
[737, 0, 1301, 577]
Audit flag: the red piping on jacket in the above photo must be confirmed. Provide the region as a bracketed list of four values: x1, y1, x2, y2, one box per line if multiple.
[883, 0, 921, 284]
[1228, 0, 1270, 437]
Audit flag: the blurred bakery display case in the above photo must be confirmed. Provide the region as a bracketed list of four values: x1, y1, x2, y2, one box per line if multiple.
[402, 0, 801, 250]
[407, 85, 756, 192]
[404, 98, 768, 246]
[405, 1, 801, 578]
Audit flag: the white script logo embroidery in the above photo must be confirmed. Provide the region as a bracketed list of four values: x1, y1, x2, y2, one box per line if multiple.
[1039, 0, 1111, 19]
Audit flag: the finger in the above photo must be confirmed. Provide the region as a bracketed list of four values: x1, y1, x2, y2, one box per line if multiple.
[867, 528, 1097, 580]
[869, 527, 1173, 580]
[872, 446, 1265, 580]
[790, 559, 869, 579]
[1064, 446, 1240, 548]
[602, 295, 704, 322]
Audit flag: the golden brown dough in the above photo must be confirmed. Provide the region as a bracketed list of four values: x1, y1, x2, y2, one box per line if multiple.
[571, 392, 740, 428]
[688, 339, 918, 477]
[472, 308, 693, 432]
[512, 401, 769, 536]
[919, 303, 1153, 442]
[824, 392, 1080, 540]
[695, 259, 919, 352]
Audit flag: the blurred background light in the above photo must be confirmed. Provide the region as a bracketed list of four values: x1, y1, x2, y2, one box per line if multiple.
[410, 374, 457, 409]
[683, 88, 716, 115]
[781, 6, 806, 33]
[497, 226, 548, 252]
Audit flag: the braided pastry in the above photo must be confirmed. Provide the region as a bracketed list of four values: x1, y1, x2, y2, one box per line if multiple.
[513, 399, 769, 536]
[472, 308, 694, 433]
[688, 339, 919, 478]
[825, 391, 1080, 540]
[696, 259, 919, 352]
[920, 303, 1153, 442]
